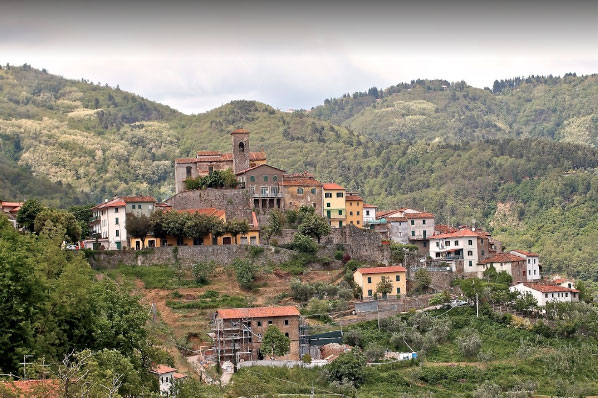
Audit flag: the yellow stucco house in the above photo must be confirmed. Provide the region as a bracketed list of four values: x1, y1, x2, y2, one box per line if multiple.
[353, 265, 407, 299]
[345, 193, 364, 228]
[323, 183, 346, 228]
[130, 208, 260, 249]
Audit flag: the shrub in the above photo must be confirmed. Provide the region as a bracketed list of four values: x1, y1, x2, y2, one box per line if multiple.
[343, 329, 363, 348]
[342, 253, 351, 264]
[292, 233, 318, 253]
[270, 238, 279, 247]
[334, 250, 344, 261]
[324, 350, 366, 387]
[191, 261, 215, 284]
[249, 246, 265, 258]
[344, 259, 362, 273]
[364, 343, 385, 362]
[231, 258, 257, 290]
[302, 354, 312, 364]
[456, 328, 482, 359]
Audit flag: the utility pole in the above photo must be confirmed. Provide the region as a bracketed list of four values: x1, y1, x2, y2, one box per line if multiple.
[476, 293, 479, 318]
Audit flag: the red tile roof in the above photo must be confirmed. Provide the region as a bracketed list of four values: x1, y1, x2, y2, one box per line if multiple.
[174, 208, 226, 218]
[173, 373, 187, 379]
[1, 201, 23, 207]
[235, 163, 285, 175]
[175, 157, 199, 164]
[152, 364, 177, 374]
[1, 380, 60, 397]
[404, 212, 435, 219]
[363, 204, 378, 208]
[435, 224, 459, 234]
[346, 195, 363, 201]
[386, 216, 407, 222]
[511, 249, 539, 257]
[479, 253, 524, 264]
[197, 151, 221, 156]
[231, 128, 250, 134]
[356, 265, 407, 274]
[216, 305, 300, 319]
[281, 173, 322, 186]
[431, 228, 485, 239]
[92, 198, 126, 210]
[323, 183, 344, 190]
[522, 283, 579, 293]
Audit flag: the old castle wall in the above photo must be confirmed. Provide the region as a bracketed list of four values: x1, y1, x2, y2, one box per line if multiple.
[165, 189, 252, 220]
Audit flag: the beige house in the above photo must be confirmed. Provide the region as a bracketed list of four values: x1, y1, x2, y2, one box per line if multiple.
[353, 265, 407, 299]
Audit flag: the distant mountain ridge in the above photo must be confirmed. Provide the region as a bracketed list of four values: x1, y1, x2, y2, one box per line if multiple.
[311, 75, 598, 147]
[3, 65, 598, 278]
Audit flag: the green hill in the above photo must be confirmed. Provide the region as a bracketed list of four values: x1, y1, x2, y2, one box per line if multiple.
[3, 65, 598, 278]
[311, 75, 598, 146]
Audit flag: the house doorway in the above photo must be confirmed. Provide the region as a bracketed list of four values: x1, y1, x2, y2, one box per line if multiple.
[222, 236, 232, 245]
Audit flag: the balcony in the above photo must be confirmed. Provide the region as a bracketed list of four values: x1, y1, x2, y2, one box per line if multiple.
[252, 192, 283, 198]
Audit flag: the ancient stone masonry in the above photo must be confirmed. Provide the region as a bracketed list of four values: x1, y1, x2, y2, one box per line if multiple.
[275, 225, 391, 264]
[165, 189, 252, 221]
[86, 245, 294, 269]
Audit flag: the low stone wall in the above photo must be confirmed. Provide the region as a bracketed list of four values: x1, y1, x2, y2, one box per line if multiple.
[87, 245, 295, 269]
[274, 226, 391, 264]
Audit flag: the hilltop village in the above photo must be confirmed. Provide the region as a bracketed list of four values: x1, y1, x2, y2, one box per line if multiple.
[0, 128, 590, 397]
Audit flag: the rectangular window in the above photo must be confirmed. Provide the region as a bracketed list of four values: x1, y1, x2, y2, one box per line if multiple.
[357, 211, 360, 215]
[395, 275, 400, 281]
[411, 231, 415, 236]
[284, 319, 289, 325]
[445, 241, 450, 246]
[257, 321, 262, 326]
[250, 186, 255, 194]
[468, 239, 473, 245]
[338, 210, 343, 215]
[325, 192, 332, 198]
[367, 277, 371, 283]
[565, 292, 568, 297]
[336, 192, 343, 198]
[422, 219, 426, 225]
[268, 320, 272, 325]
[396, 287, 401, 294]
[114, 207, 119, 213]
[357, 220, 360, 225]
[545, 293, 548, 298]
[115, 217, 119, 225]
[436, 242, 439, 248]
[261, 186, 268, 195]
[327, 210, 331, 218]
[366, 210, 370, 216]
[468, 261, 472, 267]
[454, 240, 459, 246]
[368, 289, 373, 296]
[350, 202, 353, 206]
[467, 250, 473, 256]
[423, 241, 427, 247]
[350, 211, 353, 216]
[410, 220, 414, 225]
[481, 250, 485, 256]
[115, 230, 119, 237]
[271, 186, 278, 195]
[311, 188, 316, 194]
[327, 203, 331, 208]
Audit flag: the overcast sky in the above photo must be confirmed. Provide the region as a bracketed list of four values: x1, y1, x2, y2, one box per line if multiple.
[2, 1, 598, 114]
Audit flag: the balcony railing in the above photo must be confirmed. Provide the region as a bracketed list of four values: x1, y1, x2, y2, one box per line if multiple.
[252, 192, 283, 198]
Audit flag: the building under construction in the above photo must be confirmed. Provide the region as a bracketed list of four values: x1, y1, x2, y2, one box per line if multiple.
[212, 306, 302, 363]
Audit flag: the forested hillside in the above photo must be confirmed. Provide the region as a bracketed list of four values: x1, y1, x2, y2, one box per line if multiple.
[3, 65, 598, 278]
[312, 74, 598, 146]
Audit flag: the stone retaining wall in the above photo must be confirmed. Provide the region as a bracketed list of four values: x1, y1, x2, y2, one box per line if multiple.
[87, 245, 294, 269]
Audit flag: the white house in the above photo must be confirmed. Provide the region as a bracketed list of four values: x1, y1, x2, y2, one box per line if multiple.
[151, 364, 186, 396]
[510, 283, 580, 306]
[552, 277, 575, 290]
[363, 204, 378, 225]
[377, 208, 435, 254]
[510, 250, 541, 281]
[429, 228, 489, 274]
[91, 196, 156, 250]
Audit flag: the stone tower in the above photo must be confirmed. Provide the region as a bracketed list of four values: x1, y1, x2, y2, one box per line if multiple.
[231, 128, 250, 174]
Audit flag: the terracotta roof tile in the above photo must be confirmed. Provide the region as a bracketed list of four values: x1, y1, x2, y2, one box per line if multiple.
[431, 229, 485, 239]
[1, 380, 60, 397]
[216, 306, 300, 319]
[363, 204, 378, 208]
[174, 208, 226, 218]
[355, 265, 407, 274]
[175, 158, 199, 163]
[522, 283, 579, 293]
[404, 212, 435, 219]
[197, 151, 221, 156]
[479, 253, 525, 264]
[346, 195, 363, 201]
[511, 249, 539, 257]
[152, 365, 177, 374]
[235, 163, 285, 175]
[173, 373, 187, 379]
[435, 224, 459, 234]
[323, 183, 344, 190]
[386, 216, 407, 222]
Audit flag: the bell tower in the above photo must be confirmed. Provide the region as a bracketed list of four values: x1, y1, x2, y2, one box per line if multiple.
[231, 128, 250, 174]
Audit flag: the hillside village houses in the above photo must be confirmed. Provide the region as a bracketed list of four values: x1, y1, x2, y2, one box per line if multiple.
[1, 200, 23, 228]
[510, 283, 580, 306]
[353, 265, 407, 299]
[80, 126, 555, 289]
